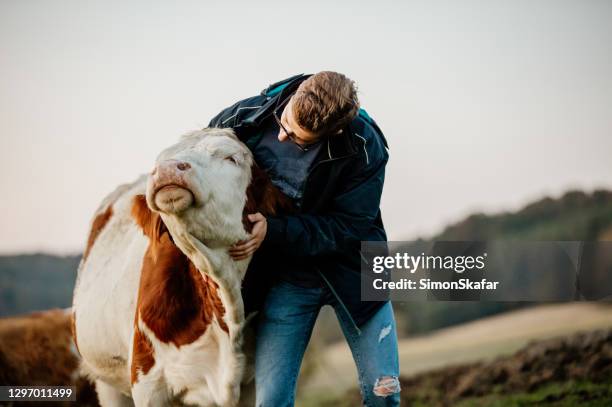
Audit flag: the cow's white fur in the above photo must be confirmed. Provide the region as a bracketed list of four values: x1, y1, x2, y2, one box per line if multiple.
[73, 128, 255, 406]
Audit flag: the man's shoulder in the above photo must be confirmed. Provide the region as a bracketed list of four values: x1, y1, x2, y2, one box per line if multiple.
[208, 94, 268, 128]
[209, 74, 310, 129]
[260, 73, 310, 97]
[348, 110, 389, 167]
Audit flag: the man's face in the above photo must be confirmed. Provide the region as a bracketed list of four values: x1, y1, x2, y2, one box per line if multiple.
[276, 97, 321, 147]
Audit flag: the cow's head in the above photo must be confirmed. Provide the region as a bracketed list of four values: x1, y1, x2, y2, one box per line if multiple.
[140, 128, 290, 246]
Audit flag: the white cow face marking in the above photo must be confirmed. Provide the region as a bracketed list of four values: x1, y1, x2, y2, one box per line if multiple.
[145, 128, 253, 243]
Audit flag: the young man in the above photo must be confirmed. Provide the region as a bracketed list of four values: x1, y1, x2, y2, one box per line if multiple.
[209, 72, 400, 407]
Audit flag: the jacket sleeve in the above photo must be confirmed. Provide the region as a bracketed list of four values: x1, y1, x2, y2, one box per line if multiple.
[263, 155, 387, 258]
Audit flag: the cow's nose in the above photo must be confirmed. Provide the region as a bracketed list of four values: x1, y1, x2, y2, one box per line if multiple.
[176, 162, 191, 171]
[152, 160, 191, 176]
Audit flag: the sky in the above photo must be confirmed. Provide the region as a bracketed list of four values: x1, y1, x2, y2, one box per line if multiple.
[1, 0, 611, 254]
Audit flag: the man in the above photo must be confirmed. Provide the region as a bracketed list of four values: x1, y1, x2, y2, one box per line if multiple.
[209, 72, 400, 407]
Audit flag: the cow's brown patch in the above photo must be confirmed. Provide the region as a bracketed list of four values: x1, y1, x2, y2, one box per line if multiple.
[83, 205, 113, 261]
[131, 195, 229, 350]
[131, 195, 167, 258]
[131, 325, 155, 384]
[70, 311, 80, 355]
[243, 163, 294, 231]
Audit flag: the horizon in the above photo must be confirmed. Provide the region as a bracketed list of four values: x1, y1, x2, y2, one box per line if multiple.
[1, 186, 608, 257]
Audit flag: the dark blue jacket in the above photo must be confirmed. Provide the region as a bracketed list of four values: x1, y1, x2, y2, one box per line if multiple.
[209, 74, 389, 328]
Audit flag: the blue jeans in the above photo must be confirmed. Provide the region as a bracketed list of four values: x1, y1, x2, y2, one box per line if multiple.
[255, 280, 401, 407]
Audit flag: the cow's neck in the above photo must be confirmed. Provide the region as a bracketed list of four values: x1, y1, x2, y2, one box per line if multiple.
[164, 222, 247, 331]
[166, 204, 249, 250]
[130, 194, 247, 341]
[136, 232, 229, 347]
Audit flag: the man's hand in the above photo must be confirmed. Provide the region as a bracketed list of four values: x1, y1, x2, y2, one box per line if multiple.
[229, 213, 267, 260]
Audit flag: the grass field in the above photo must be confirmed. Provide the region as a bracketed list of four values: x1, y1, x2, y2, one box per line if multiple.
[297, 303, 612, 405]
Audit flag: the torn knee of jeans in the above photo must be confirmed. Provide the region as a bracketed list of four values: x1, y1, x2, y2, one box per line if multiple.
[378, 324, 392, 342]
[373, 376, 401, 397]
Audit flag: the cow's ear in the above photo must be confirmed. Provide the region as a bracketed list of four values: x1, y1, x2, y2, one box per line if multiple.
[243, 164, 293, 231]
[131, 195, 167, 241]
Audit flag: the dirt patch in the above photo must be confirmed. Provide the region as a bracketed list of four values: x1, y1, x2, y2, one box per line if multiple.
[340, 328, 612, 406]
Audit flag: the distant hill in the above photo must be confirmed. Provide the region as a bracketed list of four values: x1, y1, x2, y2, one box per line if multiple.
[390, 189, 612, 337]
[0, 254, 80, 317]
[437, 189, 612, 241]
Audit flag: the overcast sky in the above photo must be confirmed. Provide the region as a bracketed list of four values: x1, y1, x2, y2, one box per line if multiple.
[1, 0, 611, 254]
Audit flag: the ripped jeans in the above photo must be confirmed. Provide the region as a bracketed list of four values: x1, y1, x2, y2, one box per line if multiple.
[255, 280, 401, 407]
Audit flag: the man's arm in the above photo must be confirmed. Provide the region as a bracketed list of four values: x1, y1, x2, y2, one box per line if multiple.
[229, 153, 387, 260]
[264, 156, 387, 258]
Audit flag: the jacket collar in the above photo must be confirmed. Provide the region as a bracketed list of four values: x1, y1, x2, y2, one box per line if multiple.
[323, 129, 358, 160]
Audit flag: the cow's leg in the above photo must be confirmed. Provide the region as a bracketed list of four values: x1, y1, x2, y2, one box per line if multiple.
[131, 374, 169, 407]
[95, 380, 134, 407]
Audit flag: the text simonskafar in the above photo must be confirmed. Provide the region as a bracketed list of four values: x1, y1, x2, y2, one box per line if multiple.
[373, 278, 499, 290]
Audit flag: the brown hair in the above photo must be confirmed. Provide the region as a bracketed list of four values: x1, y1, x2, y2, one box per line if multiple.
[291, 71, 360, 135]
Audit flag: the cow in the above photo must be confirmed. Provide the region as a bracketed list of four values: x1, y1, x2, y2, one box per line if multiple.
[0, 308, 98, 406]
[72, 128, 290, 406]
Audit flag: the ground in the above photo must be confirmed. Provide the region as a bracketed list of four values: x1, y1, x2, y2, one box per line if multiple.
[297, 304, 612, 406]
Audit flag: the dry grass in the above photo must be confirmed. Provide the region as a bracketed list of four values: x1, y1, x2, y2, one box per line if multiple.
[298, 303, 612, 402]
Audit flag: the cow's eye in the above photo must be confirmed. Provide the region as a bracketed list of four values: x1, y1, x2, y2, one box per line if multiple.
[224, 156, 237, 164]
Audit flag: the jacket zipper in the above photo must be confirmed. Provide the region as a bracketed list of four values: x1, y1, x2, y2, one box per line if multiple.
[305, 139, 361, 334]
[317, 267, 362, 335]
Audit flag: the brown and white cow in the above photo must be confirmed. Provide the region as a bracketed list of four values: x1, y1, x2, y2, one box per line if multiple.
[72, 128, 289, 406]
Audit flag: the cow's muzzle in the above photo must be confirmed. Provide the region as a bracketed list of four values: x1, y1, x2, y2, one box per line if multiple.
[149, 160, 194, 213]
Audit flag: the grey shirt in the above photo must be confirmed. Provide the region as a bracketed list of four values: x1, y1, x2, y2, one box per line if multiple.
[253, 120, 323, 207]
